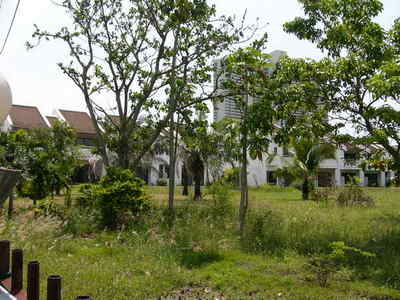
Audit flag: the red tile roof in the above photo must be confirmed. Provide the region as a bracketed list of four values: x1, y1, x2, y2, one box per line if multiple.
[59, 109, 97, 138]
[9, 105, 49, 130]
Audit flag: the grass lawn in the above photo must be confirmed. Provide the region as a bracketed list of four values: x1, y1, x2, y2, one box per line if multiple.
[1, 185, 400, 299]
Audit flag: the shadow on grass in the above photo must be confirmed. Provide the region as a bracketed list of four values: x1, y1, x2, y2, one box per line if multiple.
[179, 250, 223, 269]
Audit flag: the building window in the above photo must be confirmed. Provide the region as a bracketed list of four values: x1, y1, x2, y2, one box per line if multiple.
[273, 147, 278, 155]
[283, 146, 290, 157]
[159, 164, 169, 179]
[344, 151, 357, 161]
[266, 171, 277, 185]
[154, 143, 166, 155]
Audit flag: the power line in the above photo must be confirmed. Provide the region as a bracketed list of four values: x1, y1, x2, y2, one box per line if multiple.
[0, 0, 22, 56]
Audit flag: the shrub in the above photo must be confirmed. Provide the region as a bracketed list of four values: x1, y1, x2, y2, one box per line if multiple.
[76, 184, 96, 209]
[310, 187, 336, 203]
[242, 210, 286, 254]
[221, 168, 240, 187]
[308, 241, 375, 287]
[35, 198, 66, 219]
[62, 208, 97, 236]
[156, 178, 168, 186]
[76, 168, 151, 229]
[205, 181, 233, 219]
[336, 185, 375, 207]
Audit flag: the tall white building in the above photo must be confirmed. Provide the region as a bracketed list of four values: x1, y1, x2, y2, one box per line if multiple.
[213, 50, 287, 123]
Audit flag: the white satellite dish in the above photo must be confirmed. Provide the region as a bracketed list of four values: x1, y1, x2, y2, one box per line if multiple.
[0, 74, 12, 123]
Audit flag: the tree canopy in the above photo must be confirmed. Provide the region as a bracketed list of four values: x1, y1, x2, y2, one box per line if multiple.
[284, 0, 400, 178]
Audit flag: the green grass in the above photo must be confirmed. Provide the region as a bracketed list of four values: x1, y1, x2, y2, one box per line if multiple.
[1, 186, 400, 299]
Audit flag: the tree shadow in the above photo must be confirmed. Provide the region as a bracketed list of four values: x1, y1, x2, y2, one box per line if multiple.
[179, 250, 223, 269]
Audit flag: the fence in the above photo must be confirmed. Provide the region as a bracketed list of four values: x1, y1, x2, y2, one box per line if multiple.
[0, 240, 92, 300]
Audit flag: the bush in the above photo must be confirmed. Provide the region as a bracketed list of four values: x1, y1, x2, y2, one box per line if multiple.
[76, 168, 151, 229]
[35, 198, 66, 219]
[62, 208, 97, 236]
[76, 184, 96, 209]
[242, 210, 286, 254]
[308, 241, 375, 287]
[221, 168, 240, 187]
[156, 178, 168, 186]
[310, 187, 336, 203]
[205, 181, 233, 219]
[336, 185, 375, 207]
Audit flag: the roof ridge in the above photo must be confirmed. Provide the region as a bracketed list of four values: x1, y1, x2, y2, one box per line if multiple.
[59, 109, 88, 114]
[12, 104, 40, 109]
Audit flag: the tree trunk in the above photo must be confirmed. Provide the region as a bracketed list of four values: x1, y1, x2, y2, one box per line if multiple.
[193, 170, 202, 201]
[239, 93, 249, 235]
[64, 187, 72, 208]
[168, 117, 177, 209]
[8, 189, 14, 218]
[0, 168, 21, 208]
[117, 134, 131, 169]
[192, 155, 204, 201]
[167, 30, 180, 212]
[182, 164, 189, 196]
[394, 170, 400, 187]
[302, 177, 309, 200]
[239, 139, 249, 234]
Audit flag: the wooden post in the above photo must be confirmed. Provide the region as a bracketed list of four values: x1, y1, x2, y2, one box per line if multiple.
[11, 248, 23, 295]
[27, 261, 40, 300]
[8, 189, 14, 218]
[47, 275, 62, 300]
[0, 240, 10, 276]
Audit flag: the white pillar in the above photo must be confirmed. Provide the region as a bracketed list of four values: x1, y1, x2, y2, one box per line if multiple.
[379, 171, 386, 187]
[335, 168, 341, 187]
[359, 170, 365, 186]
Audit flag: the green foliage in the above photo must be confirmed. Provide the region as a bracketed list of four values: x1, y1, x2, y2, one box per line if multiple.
[157, 178, 168, 186]
[29, 0, 254, 169]
[242, 210, 286, 254]
[205, 181, 233, 219]
[336, 184, 375, 207]
[310, 188, 336, 203]
[284, 0, 400, 177]
[308, 241, 376, 287]
[75, 184, 97, 210]
[220, 167, 240, 187]
[35, 198, 66, 219]
[62, 208, 97, 237]
[4, 186, 400, 298]
[0, 123, 80, 202]
[77, 168, 150, 229]
[221, 45, 275, 160]
[278, 136, 336, 200]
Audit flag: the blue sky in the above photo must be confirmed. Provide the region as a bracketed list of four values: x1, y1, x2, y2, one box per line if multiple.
[0, 0, 398, 116]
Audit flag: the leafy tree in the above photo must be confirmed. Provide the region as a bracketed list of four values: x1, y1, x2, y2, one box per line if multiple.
[28, 0, 251, 171]
[220, 44, 273, 234]
[284, 0, 400, 182]
[0, 124, 80, 204]
[277, 136, 336, 200]
[212, 118, 242, 170]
